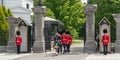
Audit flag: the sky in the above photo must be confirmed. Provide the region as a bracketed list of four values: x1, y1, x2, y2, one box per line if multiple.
[81, 0, 87, 3]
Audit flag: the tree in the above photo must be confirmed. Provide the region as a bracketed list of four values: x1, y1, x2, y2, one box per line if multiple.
[90, 0, 120, 42]
[0, 6, 9, 45]
[44, 8, 55, 18]
[42, 0, 68, 19]
[58, 0, 85, 38]
[0, 6, 8, 32]
[34, 0, 40, 6]
[0, 6, 13, 45]
[34, 0, 85, 39]
[2, 6, 9, 17]
[33, 0, 55, 18]
[8, 8, 13, 16]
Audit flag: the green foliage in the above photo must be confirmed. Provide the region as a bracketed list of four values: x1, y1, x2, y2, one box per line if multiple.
[34, 0, 85, 39]
[34, 0, 39, 6]
[2, 6, 9, 17]
[90, 0, 120, 42]
[70, 29, 79, 39]
[0, 6, 13, 45]
[72, 40, 82, 44]
[44, 8, 55, 18]
[0, 6, 8, 31]
[8, 8, 13, 16]
[42, 0, 67, 19]
[58, 1, 85, 39]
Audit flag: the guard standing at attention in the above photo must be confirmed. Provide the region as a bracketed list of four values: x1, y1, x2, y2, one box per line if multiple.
[16, 31, 22, 54]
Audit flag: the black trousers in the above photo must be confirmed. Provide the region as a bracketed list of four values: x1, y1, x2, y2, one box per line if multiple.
[62, 44, 67, 53]
[66, 44, 70, 52]
[17, 45, 21, 54]
[58, 45, 62, 53]
[97, 41, 99, 50]
[103, 45, 108, 55]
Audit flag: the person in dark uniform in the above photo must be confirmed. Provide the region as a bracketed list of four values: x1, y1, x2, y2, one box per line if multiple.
[53, 31, 62, 55]
[16, 31, 22, 54]
[95, 32, 100, 51]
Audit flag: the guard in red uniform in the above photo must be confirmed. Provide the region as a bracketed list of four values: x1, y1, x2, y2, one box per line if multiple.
[66, 31, 72, 53]
[61, 30, 67, 54]
[16, 31, 22, 54]
[102, 29, 110, 55]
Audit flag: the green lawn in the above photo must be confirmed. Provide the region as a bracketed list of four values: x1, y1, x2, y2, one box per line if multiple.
[72, 40, 83, 44]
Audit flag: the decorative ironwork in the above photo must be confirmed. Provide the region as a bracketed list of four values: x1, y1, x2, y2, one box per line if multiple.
[38, 0, 41, 6]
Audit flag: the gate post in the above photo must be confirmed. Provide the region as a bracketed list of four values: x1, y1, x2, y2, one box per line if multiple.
[6, 17, 20, 53]
[113, 14, 120, 53]
[32, 6, 46, 53]
[84, 4, 97, 53]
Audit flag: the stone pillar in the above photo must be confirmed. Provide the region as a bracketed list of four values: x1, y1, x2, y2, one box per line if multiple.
[6, 17, 20, 53]
[84, 4, 97, 53]
[32, 6, 46, 53]
[113, 14, 120, 53]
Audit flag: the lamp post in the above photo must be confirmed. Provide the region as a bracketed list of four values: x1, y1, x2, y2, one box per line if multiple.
[87, 0, 98, 4]
[38, 0, 41, 6]
[87, 0, 92, 4]
[2, 0, 3, 6]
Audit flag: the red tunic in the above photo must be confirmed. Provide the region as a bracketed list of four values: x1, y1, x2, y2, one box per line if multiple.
[16, 36, 22, 46]
[61, 34, 67, 44]
[66, 35, 72, 45]
[102, 35, 110, 45]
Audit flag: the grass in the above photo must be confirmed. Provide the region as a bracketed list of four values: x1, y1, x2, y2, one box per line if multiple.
[72, 40, 83, 44]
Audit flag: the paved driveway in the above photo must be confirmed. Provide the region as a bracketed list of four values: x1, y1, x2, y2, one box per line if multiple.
[15, 41, 89, 60]
[1, 40, 120, 60]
